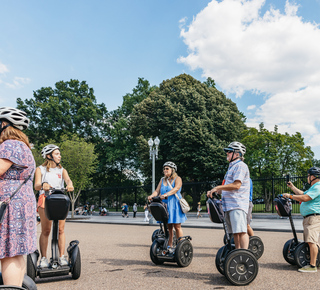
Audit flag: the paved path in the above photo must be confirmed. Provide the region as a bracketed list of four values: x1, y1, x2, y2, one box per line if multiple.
[33, 222, 318, 290]
[68, 211, 304, 233]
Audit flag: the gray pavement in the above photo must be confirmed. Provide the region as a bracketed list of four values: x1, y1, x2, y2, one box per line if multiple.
[67, 211, 304, 233]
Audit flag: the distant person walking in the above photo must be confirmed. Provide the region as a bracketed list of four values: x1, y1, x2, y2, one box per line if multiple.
[144, 204, 149, 222]
[133, 203, 137, 218]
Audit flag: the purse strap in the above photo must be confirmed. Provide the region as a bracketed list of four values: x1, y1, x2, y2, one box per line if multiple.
[7, 168, 34, 202]
[166, 178, 181, 201]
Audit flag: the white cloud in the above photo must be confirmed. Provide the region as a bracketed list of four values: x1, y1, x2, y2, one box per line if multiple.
[179, 0, 320, 155]
[5, 77, 31, 89]
[247, 105, 256, 110]
[0, 62, 8, 74]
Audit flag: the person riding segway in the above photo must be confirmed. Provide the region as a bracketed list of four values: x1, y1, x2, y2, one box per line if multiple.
[282, 166, 320, 272]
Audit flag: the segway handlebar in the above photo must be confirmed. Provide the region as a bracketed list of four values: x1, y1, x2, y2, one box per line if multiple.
[42, 187, 69, 196]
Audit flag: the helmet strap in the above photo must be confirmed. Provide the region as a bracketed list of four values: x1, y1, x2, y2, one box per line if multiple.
[308, 176, 319, 185]
[229, 151, 240, 162]
[47, 153, 60, 166]
[0, 123, 11, 135]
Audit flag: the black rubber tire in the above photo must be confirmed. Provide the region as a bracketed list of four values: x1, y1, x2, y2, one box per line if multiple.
[175, 239, 193, 267]
[224, 249, 259, 286]
[72, 249, 81, 279]
[26, 255, 36, 282]
[0, 274, 36, 290]
[215, 245, 227, 275]
[223, 233, 234, 245]
[0, 286, 25, 289]
[151, 229, 163, 242]
[248, 236, 264, 260]
[150, 240, 164, 265]
[283, 239, 298, 265]
[294, 242, 320, 268]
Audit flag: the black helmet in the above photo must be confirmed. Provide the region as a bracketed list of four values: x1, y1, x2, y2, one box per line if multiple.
[307, 167, 320, 178]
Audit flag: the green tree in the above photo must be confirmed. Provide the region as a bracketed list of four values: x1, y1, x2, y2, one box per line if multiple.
[242, 123, 313, 210]
[59, 134, 98, 217]
[130, 74, 246, 208]
[94, 78, 157, 187]
[16, 79, 109, 145]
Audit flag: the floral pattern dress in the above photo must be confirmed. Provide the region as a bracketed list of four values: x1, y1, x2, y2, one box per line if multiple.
[0, 140, 37, 258]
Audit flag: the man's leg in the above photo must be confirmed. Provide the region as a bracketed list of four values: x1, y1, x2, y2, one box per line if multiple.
[233, 232, 249, 249]
[309, 242, 318, 267]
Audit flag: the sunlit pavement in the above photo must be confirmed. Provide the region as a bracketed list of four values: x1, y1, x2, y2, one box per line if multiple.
[67, 211, 304, 233]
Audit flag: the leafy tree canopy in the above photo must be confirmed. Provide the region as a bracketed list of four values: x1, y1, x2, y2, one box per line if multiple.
[17, 79, 108, 146]
[242, 123, 314, 178]
[130, 74, 247, 182]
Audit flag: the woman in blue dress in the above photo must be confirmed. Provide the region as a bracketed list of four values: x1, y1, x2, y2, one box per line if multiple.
[148, 161, 187, 250]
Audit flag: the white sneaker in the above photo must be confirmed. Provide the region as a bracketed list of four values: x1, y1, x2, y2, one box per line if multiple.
[59, 255, 69, 266]
[39, 257, 50, 268]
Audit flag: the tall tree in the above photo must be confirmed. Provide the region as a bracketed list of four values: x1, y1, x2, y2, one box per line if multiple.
[130, 74, 246, 208]
[242, 123, 313, 211]
[16, 79, 109, 145]
[242, 123, 313, 178]
[59, 134, 97, 217]
[94, 78, 157, 187]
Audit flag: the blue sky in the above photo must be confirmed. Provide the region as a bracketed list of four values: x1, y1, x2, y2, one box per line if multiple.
[1, 0, 320, 158]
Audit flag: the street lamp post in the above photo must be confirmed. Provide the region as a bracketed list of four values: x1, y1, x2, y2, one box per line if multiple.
[148, 136, 160, 193]
[148, 137, 160, 224]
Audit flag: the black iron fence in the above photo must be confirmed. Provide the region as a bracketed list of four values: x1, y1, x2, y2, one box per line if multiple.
[80, 174, 308, 213]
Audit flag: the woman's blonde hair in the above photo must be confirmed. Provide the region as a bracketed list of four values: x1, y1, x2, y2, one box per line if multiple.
[41, 158, 62, 172]
[164, 168, 178, 181]
[0, 121, 31, 148]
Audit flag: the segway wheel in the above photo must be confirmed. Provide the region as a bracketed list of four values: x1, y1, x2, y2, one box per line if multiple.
[215, 245, 227, 275]
[150, 240, 164, 265]
[151, 229, 163, 242]
[26, 255, 36, 282]
[248, 236, 264, 260]
[72, 249, 81, 279]
[175, 239, 193, 267]
[224, 249, 259, 286]
[283, 239, 298, 265]
[223, 233, 234, 245]
[294, 242, 320, 268]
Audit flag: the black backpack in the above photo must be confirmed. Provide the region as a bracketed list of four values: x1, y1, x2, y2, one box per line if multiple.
[274, 196, 291, 217]
[207, 198, 224, 224]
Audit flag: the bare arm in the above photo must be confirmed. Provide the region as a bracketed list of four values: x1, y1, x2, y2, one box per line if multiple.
[148, 180, 162, 201]
[34, 167, 42, 191]
[0, 158, 13, 175]
[62, 169, 74, 191]
[286, 181, 304, 195]
[283, 193, 312, 202]
[207, 180, 242, 198]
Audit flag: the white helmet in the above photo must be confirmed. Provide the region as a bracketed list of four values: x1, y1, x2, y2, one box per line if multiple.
[163, 161, 177, 171]
[224, 141, 246, 156]
[0, 107, 30, 130]
[41, 144, 60, 159]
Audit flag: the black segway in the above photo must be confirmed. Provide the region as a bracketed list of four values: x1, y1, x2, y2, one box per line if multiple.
[274, 195, 320, 267]
[0, 273, 37, 290]
[223, 233, 264, 260]
[27, 189, 81, 281]
[207, 196, 259, 286]
[149, 196, 193, 267]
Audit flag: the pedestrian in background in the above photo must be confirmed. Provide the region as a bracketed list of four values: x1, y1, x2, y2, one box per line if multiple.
[133, 203, 137, 218]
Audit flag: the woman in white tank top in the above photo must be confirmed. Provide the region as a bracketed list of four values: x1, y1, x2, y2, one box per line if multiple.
[34, 144, 74, 268]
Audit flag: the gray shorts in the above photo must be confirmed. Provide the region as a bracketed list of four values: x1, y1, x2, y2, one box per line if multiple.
[247, 202, 253, 225]
[225, 209, 247, 234]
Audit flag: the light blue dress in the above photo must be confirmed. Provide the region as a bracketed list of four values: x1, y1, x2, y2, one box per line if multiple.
[160, 178, 187, 224]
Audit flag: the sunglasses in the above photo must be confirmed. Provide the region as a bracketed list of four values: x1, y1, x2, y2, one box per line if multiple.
[163, 168, 170, 171]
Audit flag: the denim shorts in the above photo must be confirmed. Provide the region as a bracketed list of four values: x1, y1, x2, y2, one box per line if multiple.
[225, 209, 247, 234]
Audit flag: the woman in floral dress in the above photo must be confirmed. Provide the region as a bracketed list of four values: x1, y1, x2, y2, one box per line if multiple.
[0, 107, 36, 287]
